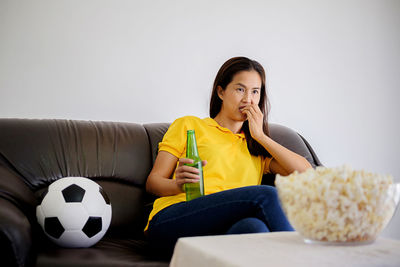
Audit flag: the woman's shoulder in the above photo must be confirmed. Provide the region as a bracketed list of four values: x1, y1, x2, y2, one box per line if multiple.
[171, 115, 205, 125]
[168, 116, 210, 133]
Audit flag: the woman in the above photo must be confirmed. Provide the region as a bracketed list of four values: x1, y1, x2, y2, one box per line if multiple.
[145, 57, 311, 256]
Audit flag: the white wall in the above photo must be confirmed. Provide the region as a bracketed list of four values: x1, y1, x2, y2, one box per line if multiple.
[1, 0, 399, 238]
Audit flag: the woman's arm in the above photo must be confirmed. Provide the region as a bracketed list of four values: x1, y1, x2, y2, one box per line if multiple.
[146, 151, 206, 197]
[259, 135, 311, 175]
[242, 104, 312, 175]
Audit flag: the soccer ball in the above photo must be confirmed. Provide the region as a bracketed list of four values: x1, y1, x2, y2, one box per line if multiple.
[36, 177, 112, 248]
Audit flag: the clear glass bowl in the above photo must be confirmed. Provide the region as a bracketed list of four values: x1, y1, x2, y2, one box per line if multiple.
[276, 168, 400, 245]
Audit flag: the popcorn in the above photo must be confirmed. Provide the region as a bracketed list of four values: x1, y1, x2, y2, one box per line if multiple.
[275, 165, 397, 243]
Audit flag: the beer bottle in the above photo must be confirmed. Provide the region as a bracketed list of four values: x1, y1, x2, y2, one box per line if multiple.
[184, 130, 204, 201]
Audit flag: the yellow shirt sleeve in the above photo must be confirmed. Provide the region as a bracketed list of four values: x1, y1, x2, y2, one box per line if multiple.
[158, 116, 191, 158]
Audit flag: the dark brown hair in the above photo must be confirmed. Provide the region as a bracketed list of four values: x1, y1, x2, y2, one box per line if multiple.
[209, 56, 271, 157]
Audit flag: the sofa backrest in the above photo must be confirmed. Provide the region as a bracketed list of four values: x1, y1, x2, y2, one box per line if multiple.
[0, 118, 153, 238]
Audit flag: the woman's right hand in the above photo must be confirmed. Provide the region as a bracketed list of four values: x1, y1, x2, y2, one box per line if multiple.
[175, 158, 207, 192]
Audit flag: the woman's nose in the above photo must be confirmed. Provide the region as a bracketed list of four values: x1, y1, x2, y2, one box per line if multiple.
[242, 92, 251, 103]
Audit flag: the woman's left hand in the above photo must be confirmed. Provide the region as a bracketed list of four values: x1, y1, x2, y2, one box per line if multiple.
[241, 102, 265, 141]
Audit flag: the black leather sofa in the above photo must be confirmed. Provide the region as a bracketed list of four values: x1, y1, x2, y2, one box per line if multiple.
[0, 118, 322, 267]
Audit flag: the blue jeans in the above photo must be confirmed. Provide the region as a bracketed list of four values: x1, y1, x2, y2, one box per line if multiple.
[147, 185, 293, 257]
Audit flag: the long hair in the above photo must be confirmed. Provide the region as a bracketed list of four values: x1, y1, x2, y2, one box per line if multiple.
[209, 57, 271, 157]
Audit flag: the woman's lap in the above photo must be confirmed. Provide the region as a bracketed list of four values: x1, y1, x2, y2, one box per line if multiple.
[147, 185, 293, 252]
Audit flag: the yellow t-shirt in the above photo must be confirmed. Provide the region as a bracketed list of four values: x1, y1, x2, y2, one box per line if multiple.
[145, 116, 272, 231]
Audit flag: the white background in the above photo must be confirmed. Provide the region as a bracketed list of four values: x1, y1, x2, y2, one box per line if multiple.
[1, 0, 399, 238]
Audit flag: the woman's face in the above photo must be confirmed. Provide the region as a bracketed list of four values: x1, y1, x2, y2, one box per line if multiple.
[217, 70, 262, 122]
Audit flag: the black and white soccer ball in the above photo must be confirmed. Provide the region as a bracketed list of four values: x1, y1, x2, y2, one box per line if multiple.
[36, 177, 112, 248]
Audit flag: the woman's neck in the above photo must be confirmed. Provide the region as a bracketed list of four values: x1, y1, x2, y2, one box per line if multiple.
[213, 113, 243, 134]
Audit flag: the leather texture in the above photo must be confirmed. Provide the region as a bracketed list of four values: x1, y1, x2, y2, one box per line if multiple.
[0, 118, 322, 267]
[143, 123, 171, 165]
[36, 237, 167, 267]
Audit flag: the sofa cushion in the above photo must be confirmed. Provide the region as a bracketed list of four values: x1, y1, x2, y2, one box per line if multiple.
[35, 237, 168, 267]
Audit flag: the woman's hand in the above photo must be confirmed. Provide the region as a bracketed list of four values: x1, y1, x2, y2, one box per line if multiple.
[241, 102, 265, 141]
[174, 158, 207, 192]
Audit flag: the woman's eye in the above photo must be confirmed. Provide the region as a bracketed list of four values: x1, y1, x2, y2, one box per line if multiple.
[237, 88, 244, 92]
[252, 90, 259, 94]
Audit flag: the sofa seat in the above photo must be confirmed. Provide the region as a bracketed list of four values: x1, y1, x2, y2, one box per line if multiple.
[36, 237, 167, 267]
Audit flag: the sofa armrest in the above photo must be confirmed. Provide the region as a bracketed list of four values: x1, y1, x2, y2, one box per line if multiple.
[0, 198, 33, 267]
[0, 165, 37, 267]
[261, 124, 323, 186]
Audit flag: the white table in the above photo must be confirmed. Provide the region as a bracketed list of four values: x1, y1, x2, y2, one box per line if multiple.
[170, 232, 400, 267]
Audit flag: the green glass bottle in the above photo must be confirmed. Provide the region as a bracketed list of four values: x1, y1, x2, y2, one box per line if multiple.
[184, 130, 204, 201]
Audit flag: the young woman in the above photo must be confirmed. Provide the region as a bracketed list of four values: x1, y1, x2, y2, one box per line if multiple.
[145, 57, 311, 256]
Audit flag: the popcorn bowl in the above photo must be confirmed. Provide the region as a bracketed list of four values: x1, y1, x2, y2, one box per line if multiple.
[275, 166, 400, 245]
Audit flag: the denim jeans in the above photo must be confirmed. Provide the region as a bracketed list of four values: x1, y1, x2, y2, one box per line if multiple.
[147, 185, 293, 258]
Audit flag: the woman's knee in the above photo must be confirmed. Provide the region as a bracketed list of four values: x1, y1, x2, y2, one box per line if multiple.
[258, 185, 278, 195]
[225, 185, 280, 211]
[247, 185, 279, 203]
[241, 185, 277, 196]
